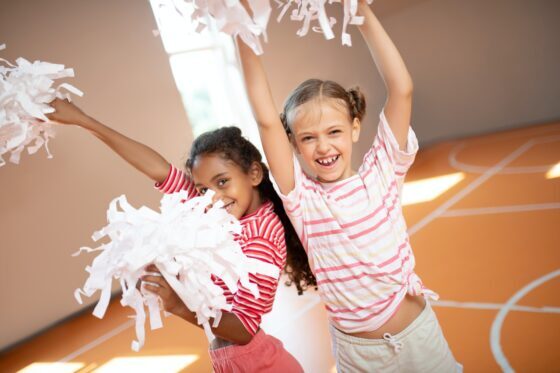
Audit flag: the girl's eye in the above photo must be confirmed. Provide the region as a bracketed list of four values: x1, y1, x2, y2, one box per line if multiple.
[330, 129, 342, 135]
[199, 187, 208, 195]
[301, 136, 313, 142]
[217, 179, 228, 187]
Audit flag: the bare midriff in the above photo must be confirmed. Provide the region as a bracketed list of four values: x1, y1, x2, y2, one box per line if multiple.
[342, 294, 426, 339]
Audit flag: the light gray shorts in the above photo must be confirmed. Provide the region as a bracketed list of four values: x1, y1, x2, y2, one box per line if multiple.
[330, 302, 462, 373]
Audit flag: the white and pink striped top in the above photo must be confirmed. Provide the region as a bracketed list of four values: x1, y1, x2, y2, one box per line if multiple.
[277, 111, 438, 333]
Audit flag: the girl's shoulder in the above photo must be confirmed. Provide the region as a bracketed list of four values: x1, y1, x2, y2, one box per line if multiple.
[240, 201, 284, 243]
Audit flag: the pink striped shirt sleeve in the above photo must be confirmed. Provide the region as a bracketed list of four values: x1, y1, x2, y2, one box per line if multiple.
[272, 157, 311, 246]
[154, 164, 198, 199]
[273, 156, 309, 217]
[363, 110, 419, 180]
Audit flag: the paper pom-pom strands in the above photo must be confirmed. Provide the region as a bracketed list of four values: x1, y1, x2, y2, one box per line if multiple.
[276, 0, 374, 46]
[0, 44, 83, 166]
[163, 0, 372, 55]
[74, 190, 279, 351]
[156, 0, 271, 55]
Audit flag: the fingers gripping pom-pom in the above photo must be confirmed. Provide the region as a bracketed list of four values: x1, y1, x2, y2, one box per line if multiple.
[74, 190, 280, 351]
[0, 44, 83, 166]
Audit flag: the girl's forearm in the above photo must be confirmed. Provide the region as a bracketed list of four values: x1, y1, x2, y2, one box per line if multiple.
[77, 116, 170, 183]
[237, 38, 281, 128]
[175, 306, 253, 345]
[236, 37, 297, 194]
[358, 2, 413, 96]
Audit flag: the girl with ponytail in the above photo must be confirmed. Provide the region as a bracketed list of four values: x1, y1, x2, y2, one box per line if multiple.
[237, 0, 460, 371]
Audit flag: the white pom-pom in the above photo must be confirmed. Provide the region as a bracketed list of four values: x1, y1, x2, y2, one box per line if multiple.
[74, 190, 279, 351]
[0, 45, 83, 167]
[160, 0, 375, 54]
[277, 0, 374, 46]
[161, 0, 271, 55]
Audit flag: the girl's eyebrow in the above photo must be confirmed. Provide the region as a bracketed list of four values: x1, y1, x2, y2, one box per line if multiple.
[210, 172, 228, 182]
[194, 172, 228, 188]
[298, 124, 342, 136]
[326, 124, 344, 131]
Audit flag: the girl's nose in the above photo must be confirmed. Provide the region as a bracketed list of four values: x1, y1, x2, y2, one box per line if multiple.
[317, 138, 329, 153]
[211, 191, 222, 205]
[204, 190, 221, 213]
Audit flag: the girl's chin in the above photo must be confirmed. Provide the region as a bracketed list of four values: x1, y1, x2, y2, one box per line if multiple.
[317, 172, 343, 183]
[316, 167, 354, 183]
[230, 210, 243, 219]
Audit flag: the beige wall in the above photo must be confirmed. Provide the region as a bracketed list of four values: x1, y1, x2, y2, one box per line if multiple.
[0, 0, 191, 350]
[1, 0, 559, 350]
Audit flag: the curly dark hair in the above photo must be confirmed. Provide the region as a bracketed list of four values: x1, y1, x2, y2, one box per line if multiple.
[185, 126, 316, 295]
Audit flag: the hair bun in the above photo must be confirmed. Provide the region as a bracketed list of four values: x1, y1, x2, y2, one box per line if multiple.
[221, 126, 243, 137]
[347, 87, 366, 121]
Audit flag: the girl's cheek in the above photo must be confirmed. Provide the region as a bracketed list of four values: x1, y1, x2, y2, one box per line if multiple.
[301, 143, 313, 154]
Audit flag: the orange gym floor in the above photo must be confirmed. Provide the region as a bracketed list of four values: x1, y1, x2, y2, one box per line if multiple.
[1, 121, 559, 373]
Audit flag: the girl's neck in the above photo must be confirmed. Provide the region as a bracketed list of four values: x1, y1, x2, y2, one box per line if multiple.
[242, 190, 263, 217]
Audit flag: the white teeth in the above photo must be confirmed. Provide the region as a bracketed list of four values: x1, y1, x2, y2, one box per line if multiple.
[317, 155, 339, 166]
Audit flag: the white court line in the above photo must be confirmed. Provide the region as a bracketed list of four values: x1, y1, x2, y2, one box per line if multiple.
[441, 203, 560, 217]
[58, 320, 134, 362]
[449, 135, 560, 174]
[408, 140, 536, 236]
[433, 300, 560, 314]
[490, 269, 560, 373]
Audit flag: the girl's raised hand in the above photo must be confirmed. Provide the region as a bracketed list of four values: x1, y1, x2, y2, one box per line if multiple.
[46, 98, 89, 126]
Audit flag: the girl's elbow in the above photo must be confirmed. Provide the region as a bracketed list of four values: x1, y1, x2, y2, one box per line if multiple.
[391, 81, 413, 99]
[234, 333, 254, 345]
[215, 330, 253, 345]
[399, 77, 414, 97]
[257, 117, 282, 130]
[405, 79, 414, 96]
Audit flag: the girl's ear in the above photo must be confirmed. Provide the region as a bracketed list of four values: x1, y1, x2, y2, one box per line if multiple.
[351, 117, 361, 143]
[249, 161, 264, 186]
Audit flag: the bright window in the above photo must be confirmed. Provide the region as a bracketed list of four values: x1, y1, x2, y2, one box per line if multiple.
[149, 0, 261, 146]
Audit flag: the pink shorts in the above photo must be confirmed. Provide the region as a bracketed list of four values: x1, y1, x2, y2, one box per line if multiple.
[209, 330, 303, 373]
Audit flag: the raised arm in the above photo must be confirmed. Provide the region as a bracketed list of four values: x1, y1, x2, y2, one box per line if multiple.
[47, 99, 170, 183]
[357, 1, 413, 150]
[236, 39, 296, 195]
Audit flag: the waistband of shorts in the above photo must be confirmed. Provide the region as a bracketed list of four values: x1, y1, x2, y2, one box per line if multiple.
[209, 329, 274, 361]
[329, 301, 433, 346]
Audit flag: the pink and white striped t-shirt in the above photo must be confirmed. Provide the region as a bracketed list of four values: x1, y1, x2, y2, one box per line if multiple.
[277, 111, 438, 333]
[156, 166, 287, 335]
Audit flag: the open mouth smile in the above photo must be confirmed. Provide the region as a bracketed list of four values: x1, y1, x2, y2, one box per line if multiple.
[222, 201, 235, 212]
[315, 155, 340, 168]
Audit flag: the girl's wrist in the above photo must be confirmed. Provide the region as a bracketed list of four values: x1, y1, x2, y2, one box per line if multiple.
[171, 303, 190, 320]
[357, 1, 372, 15]
[79, 115, 100, 130]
